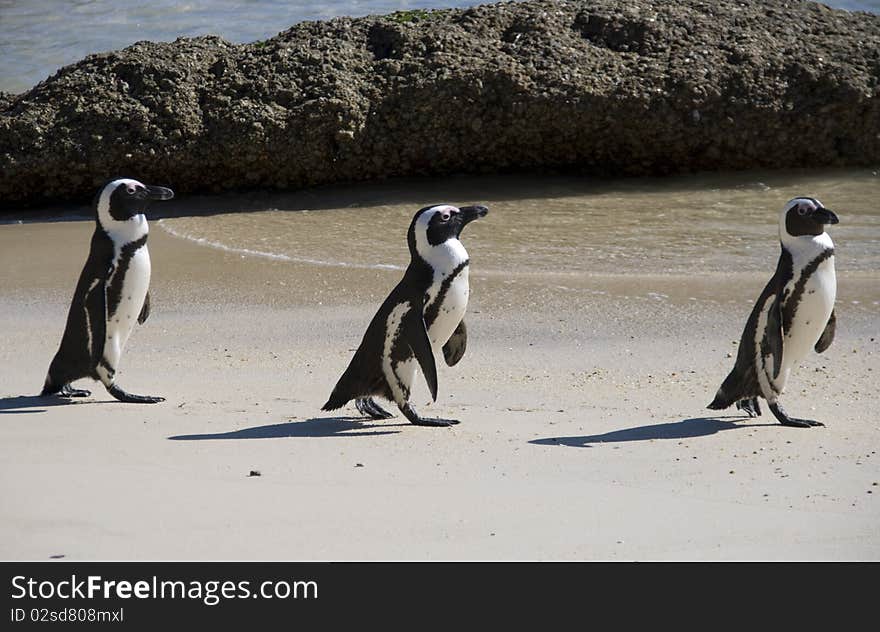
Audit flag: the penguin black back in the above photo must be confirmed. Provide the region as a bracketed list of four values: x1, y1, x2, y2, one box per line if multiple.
[708, 249, 793, 410]
[44, 228, 116, 387]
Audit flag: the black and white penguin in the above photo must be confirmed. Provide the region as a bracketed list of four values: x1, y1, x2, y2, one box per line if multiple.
[708, 197, 839, 427]
[41, 178, 174, 404]
[322, 203, 488, 426]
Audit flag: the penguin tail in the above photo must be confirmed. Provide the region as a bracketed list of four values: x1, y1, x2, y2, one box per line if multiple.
[41, 364, 69, 396]
[322, 354, 369, 412]
[321, 400, 342, 412]
[707, 371, 741, 410]
[707, 390, 733, 410]
[321, 388, 349, 412]
[40, 374, 60, 396]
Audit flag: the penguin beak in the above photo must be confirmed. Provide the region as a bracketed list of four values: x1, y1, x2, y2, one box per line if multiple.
[143, 185, 175, 201]
[458, 205, 489, 225]
[812, 207, 839, 225]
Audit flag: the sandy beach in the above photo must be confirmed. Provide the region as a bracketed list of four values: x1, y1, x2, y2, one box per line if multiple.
[1, 174, 878, 561]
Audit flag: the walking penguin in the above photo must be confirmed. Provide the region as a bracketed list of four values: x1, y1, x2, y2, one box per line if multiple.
[323, 204, 488, 426]
[41, 178, 174, 403]
[708, 197, 839, 427]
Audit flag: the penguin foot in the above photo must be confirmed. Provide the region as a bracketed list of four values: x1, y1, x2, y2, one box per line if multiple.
[736, 397, 762, 418]
[780, 418, 825, 428]
[769, 403, 824, 428]
[107, 384, 165, 404]
[409, 417, 461, 427]
[56, 384, 92, 398]
[400, 403, 460, 427]
[355, 397, 395, 420]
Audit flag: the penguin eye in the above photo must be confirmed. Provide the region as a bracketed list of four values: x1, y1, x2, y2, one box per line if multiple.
[796, 205, 809, 216]
[440, 213, 451, 222]
[126, 186, 137, 195]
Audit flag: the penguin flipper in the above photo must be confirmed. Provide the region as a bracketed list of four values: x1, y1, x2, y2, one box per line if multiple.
[403, 304, 438, 401]
[766, 293, 784, 380]
[89, 274, 108, 369]
[815, 309, 836, 354]
[137, 292, 151, 325]
[442, 319, 467, 367]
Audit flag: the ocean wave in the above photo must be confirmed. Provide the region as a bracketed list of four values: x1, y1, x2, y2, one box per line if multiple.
[157, 219, 404, 271]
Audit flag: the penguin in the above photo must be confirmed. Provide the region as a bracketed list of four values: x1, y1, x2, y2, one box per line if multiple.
[708, 197, 839, 427]
[41, 178, 174, 404]
[322, 203, 488, 426]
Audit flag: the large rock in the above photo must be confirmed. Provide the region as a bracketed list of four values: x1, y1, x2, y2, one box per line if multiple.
[1, 0, 878, 208]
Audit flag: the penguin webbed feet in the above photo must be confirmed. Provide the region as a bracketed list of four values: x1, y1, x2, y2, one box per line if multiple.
[736, 398, 762, 418]
[43, 383, 92, 398]
[107, 384, 164, 404]
[355, 397, 395, 420]
[769, 402, 824, 428]
[400, 402, 460, 427]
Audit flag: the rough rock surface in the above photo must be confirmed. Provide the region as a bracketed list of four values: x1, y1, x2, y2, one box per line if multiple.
[1, 0, 878, 208]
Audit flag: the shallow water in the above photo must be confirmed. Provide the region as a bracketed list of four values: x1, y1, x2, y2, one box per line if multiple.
[0, 0, 877, 94]
[157, 169, 880, 280]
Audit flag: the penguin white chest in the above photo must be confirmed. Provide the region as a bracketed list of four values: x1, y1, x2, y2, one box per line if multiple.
[782, 255, 836, 368]
[427, 266, 469, 350]
[106, 245, 151, 348]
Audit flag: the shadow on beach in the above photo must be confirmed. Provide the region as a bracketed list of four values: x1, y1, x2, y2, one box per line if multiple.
[529, 416, 778, 448]
[0, 394, 101, 414]
[168, 416, 407, 440]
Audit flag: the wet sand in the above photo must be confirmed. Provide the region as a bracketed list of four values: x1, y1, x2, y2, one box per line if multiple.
[1, 173, 878, 560]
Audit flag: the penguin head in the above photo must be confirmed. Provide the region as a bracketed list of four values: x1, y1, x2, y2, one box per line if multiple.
[95, 178, 174, 228]
[407, 204, 488, 262]
[781, 197, 838, 239]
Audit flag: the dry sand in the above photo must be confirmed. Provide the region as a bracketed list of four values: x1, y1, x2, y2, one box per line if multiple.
[1, 218, 878, 560]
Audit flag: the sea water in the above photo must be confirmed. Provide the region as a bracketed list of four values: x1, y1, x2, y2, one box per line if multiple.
[155, 169, 880, 279]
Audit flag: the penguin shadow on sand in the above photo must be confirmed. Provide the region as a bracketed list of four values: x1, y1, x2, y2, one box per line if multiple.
[0, 394, 103, 415]
[168, 416, 409, 441]
[529, 415, 777, 448]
